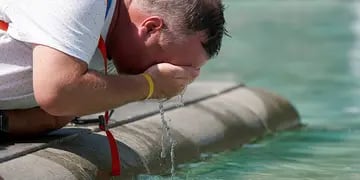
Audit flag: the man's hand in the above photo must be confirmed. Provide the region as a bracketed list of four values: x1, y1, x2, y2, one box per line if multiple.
[145, 63, 200, 99]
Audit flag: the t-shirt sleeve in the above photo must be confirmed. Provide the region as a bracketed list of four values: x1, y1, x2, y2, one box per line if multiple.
[6, 0, 107, 63]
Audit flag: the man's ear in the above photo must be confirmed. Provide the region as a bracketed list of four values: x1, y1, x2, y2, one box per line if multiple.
[138, 16, 164, 38]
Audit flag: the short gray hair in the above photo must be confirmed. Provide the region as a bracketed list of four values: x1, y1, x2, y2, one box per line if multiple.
[133, 0, 227, 58]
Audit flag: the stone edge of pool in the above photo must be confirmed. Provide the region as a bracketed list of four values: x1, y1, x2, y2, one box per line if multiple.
[0, 82, 301, 179]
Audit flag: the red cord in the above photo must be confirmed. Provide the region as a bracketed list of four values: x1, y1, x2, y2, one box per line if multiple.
[99, 36, 121, 176]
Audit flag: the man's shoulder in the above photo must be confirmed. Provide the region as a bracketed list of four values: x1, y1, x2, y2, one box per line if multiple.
[4, 0, 110, 63]
[9, 0, 106, 14]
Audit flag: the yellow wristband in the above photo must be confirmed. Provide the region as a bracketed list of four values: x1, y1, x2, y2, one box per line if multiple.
[142, 73, 154, 99]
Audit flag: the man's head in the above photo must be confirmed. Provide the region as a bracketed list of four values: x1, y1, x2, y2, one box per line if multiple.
[108, 0, 227, 74]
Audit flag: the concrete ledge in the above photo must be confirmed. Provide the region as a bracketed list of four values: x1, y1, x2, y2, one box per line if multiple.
[0, 82, 300, 179]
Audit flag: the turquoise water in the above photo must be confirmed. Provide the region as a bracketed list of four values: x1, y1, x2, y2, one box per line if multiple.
[141, 1, 360, 179]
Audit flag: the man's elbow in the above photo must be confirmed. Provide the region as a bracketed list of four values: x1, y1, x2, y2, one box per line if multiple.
[34, 87, 71, 116]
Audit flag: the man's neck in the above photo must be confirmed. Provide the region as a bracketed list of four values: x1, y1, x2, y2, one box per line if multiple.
[106, 0, 131, 59]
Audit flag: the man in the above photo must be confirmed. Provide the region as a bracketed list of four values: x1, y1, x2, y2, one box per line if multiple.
[0, 0, 226, 136]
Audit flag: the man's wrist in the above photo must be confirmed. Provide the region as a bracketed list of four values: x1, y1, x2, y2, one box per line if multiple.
[141, 73, 154, 99]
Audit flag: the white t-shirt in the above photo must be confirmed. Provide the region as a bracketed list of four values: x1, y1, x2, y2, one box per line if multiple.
[0, 0, 116, 109]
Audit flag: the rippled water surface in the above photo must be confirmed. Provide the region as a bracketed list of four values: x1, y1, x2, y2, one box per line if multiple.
[139, 1, 360, 179]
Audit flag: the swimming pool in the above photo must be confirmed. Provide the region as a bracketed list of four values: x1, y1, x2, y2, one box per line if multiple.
[140, 0, 360, 179]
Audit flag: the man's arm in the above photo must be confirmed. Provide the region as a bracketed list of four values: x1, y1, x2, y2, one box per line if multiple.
[33, 45, 148, 116]
[33, 45, 198, 117]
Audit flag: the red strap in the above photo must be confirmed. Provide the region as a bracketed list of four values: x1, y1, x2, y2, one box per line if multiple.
[98, 37, 108, 73]
[105, 130, 121, 175]
[98, 35, 121, 176]
[93, 0, 122, 175]
[0, 20, 8, 31]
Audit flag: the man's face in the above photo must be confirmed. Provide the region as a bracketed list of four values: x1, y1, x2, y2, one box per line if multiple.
[158, 34, 209, 71]
[113, 33, 209, 75]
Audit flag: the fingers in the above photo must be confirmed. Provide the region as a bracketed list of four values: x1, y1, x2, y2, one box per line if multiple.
[144, 63, 200, 99]
[164, 63, 199, 85]
[173, 66, 200, 80]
